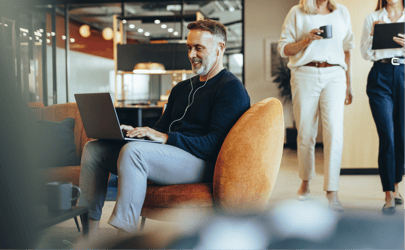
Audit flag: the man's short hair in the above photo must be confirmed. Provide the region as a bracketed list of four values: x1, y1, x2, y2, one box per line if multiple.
[187, 19, 227, 45]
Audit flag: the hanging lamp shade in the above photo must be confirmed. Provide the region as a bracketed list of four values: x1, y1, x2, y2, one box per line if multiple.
[134, 62, 165, 71]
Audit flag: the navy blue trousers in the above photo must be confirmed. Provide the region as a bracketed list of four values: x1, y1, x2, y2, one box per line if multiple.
[367, 62, 404, 192]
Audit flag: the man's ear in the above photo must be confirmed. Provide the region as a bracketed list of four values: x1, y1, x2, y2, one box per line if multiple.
[218, 41, 226, 54]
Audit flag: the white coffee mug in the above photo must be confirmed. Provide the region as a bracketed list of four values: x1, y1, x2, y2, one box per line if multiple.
[46, 182, 81, 211]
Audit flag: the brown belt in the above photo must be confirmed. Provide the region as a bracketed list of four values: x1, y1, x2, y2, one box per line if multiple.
[304, 62, 339, 68]
[375, 58, 405, 65]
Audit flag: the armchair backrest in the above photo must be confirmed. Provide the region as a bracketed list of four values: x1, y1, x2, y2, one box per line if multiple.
[213, 98, 284, 214]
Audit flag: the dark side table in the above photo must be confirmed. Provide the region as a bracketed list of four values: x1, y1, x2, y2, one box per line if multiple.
[34, 205, 89, 235]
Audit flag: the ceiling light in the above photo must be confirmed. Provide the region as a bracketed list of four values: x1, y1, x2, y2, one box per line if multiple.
[79, 24, 91, 38]
[70, 38, 75, 43]
[102, 27, 113, 40]
[129, 24, 135, 29]
[29, 37, 32, 40]
[144, 32, 150, 36]
[154, 19, 160, 24]
[47, 32, 51, 37]
[4, 24, 8, 27]
[161, 24, 167, 29]
[173, 31, 179, 36]
[168, 28, 173, 33]
[122, 19, 127, 24]
[229, 6, 235, 12]
[23, 33, 27, 36]
[39, 29, 43, 33]
[62, 35, 66, 40]
[138, 28, 144, 33]
[51, 32, 56, 36]
[47, 39, 51, 43]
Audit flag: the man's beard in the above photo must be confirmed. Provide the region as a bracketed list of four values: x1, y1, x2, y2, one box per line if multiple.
[191, 53, 217, 76]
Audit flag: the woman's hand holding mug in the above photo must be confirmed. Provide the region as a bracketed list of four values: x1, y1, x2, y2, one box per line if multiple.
[302, 29, 323, 46]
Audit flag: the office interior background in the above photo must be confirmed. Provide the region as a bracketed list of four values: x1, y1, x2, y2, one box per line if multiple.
[0, 0, 404, 248]
[1, 0, 383, 171]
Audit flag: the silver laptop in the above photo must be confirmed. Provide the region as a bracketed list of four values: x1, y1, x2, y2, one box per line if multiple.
[74, 93, 161, 143]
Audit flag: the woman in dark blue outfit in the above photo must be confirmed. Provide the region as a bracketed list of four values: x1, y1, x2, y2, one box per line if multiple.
[361, 0, 404, 214]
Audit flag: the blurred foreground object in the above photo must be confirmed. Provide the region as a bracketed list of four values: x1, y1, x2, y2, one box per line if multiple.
[0, 26, 42, 248]
[167, 200, 404, 249]
[75, 199, 403, 249]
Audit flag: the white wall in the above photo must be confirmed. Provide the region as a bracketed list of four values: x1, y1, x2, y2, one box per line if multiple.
[337, 0, 379, 169]
[245, 0, 298, 130]
[47, 47, 114, 105]
[245, 0, 379, 168]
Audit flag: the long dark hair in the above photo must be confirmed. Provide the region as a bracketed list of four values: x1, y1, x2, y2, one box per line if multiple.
[376, 0, 404, 11]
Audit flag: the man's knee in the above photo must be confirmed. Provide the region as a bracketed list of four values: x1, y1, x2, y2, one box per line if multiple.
[83, 140, 100, 152]
[119, 142, 149, 173]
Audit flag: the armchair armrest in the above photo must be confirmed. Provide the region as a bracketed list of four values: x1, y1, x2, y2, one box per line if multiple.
[213, 98, 284, 214]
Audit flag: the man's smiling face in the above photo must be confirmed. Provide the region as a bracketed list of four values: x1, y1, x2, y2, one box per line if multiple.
[186, 29, 219, 76]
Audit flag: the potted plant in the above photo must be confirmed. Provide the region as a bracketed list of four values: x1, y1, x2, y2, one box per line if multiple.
[272, 57, 297, 149]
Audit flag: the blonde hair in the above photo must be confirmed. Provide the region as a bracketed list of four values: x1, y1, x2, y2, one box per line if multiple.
[300, 0, 338, 14]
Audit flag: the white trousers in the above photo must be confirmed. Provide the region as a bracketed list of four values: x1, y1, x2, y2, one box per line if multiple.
[290, 66, 347, 191]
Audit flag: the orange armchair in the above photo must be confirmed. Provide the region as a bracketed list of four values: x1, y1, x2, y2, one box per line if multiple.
[140, 97, 284, 227]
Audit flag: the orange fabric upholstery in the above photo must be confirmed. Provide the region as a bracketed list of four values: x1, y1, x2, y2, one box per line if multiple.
[213, 98, 284, 213]
[141, 98, 284, 220]
[143, 183, 213, 208]
[27, 102, 45, 108]
[31, 103, 90, 187]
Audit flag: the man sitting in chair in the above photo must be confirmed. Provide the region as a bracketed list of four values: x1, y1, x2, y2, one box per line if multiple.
[78, 19, 250, 236]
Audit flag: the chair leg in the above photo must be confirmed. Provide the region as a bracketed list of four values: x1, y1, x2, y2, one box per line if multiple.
[74, 216, 81, 232]
[140, 217, 146, 231]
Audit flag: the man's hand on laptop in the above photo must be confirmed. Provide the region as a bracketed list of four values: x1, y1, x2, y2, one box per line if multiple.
[120, 125, 168, 144]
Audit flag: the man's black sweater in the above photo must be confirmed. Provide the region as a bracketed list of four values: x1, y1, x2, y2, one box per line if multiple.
[153, 69, 250, 166]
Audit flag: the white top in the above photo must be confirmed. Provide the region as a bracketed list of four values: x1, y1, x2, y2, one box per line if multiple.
[360, 8, 405, 61]
[278, 4, 355, 70]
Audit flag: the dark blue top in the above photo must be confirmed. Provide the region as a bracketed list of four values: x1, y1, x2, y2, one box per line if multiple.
[153, 69, 250, 166]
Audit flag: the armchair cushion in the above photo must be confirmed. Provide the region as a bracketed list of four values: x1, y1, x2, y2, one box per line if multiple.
[34, 118, 81, 167]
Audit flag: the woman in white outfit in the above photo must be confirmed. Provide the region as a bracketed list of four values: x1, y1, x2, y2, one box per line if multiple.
[278, 0, 354, 211]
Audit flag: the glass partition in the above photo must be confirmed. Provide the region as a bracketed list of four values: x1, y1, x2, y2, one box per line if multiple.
[8, 0, 244, 105]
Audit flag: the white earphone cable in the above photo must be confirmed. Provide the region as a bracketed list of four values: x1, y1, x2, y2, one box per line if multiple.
[168, 55, 219, 132]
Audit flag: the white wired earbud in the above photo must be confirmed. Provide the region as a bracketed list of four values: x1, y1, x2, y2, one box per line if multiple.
[168, 52, 220, 132]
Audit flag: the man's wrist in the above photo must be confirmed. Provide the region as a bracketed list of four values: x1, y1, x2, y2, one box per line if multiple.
[162, 133, 169, 144]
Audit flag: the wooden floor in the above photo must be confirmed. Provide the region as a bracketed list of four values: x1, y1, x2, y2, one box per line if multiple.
[36, 148, 404, 248]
